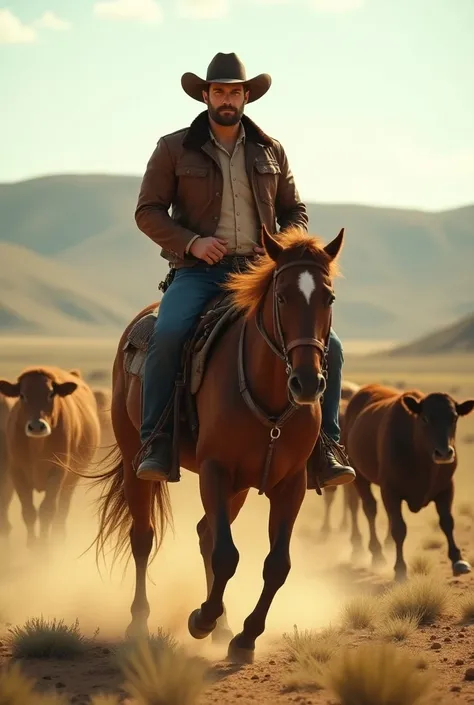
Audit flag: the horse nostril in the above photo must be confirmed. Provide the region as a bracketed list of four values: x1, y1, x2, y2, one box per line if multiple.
[289, 374, 303, 398]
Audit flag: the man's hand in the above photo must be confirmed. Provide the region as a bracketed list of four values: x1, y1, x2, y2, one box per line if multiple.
[253, 245, 265, 256]
[190, 236, 228, 264]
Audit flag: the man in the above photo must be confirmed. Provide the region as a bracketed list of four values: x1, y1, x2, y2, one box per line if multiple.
[134, 52, 356, 489]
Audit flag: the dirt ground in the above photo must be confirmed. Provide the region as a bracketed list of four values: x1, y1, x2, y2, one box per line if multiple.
[0, 348, 473, 704]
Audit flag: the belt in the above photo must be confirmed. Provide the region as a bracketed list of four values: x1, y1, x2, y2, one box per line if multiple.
[216, 254, 257, 269]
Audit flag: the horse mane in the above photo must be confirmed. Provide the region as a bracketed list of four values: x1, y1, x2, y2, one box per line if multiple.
[223, 226, 341, 318]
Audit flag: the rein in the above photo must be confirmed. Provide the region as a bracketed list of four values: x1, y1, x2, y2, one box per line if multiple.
[237, 258, 332, 495]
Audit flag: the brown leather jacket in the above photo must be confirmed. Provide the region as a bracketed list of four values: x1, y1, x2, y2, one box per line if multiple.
[135, 110, 308, 268]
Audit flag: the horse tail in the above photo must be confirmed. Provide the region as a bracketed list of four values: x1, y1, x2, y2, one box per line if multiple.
[87, 442, 173, 571]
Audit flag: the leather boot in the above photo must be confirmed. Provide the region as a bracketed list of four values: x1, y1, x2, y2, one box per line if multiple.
[307, 433, 356, 491]
[136, 434, 173, 482]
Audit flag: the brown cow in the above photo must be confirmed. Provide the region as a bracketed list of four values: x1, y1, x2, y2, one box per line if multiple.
[0, 366, 101, 548]
[320, 379, 360, 537]
[343, 383, 474, 580]
[0, 393, 14, 538]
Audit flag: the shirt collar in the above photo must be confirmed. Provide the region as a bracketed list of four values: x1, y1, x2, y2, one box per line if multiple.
[209, 121, 245, 148]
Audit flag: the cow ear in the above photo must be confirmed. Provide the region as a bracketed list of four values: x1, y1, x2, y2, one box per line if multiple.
[456, 399, 474, 416]
[401, 394, 422, 415]
[53, 382, 78, 397]
[0, 380, 20, 397]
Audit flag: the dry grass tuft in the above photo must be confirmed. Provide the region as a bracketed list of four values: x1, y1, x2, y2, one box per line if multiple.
[458, 595, 474, 624]
[119, 637, 209, 705]
[409, 553, 434, 576]
[422, 536, 443, 551]
[382, 575, 448, 625]
[325, 642, 431, 705]
[341, 595, 379, 631]
[114, 626, 179, 666]
[378, 615, 419, 642]
[282, 624, 340, 666]
[415, 655, 430, 670]
[0, 662, 67, 703]
[281, 624, 340, 693]
[8, 616, 94, 659]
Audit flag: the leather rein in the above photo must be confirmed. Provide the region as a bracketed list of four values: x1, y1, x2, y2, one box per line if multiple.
[237, 258, 332, 494]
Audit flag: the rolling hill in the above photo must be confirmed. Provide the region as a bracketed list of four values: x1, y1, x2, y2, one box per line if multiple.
[385, 312, 474, 356]
[0, 174, 472, 341]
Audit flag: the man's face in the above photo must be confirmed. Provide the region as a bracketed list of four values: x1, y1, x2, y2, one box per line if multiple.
[203, 83, 249, 126]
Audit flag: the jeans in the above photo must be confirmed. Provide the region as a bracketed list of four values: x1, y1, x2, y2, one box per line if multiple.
[140, 265, 344, 444]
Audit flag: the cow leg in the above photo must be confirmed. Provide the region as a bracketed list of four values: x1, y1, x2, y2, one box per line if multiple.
[381, 488, 407, 581]
[357, 476, 385, 568]
[348, 482, 364, 562]
[196, 488, 249, 645]
[52, 478, 76, 542]
[38, 468, 63, 546]
[435, 483, 471, 576]
[0, 469, 14, 539]
[320, 487, 336, 538]
[11, 466, 37, 547]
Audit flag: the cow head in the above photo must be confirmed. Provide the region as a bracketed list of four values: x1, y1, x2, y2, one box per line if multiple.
[401, 392, 474, 464]
[0, 372, 77, 439]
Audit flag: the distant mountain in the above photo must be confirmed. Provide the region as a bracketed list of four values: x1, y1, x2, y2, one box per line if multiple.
[0, 174, 472, 341]
[0, 242, 135, 336]
[385, 313, 474, 356]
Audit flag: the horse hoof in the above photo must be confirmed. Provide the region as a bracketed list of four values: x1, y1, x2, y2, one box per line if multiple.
[212, 627, 234, 645]
[394, 571, 407, 583]
[188, 609, 216, 640]
[125, 623, 149, 641]
[453, 560, 471, 576]
[227, 636, 255, 664]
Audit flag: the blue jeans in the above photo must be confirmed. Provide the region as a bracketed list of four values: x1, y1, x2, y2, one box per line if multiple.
[140, 265, 344, 444]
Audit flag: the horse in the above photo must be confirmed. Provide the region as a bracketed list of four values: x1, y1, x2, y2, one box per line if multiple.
[89, 224, 344, 664]
[342, 383, 474, 580]
[0, 367, 101, 548]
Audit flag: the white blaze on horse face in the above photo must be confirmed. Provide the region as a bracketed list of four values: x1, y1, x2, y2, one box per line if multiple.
[298, 271, 316, 305]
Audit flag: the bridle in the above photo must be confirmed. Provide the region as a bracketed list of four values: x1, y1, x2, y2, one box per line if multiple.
[237, 257, 333, 494]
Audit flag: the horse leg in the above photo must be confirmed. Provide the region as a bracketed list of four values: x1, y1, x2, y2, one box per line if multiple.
[196, 489, 249, 645]
[347, 481, 364, 562]
[188, 460, 239, 640]
[124, 456, 155, 640]
[434, 483, 471, 576]
[227, 468, 306, 664]
[320, 487, 336, 539]
[357, 476, 385, 568]
[11, 467, 37, 547]
[381, 487, 407, 581]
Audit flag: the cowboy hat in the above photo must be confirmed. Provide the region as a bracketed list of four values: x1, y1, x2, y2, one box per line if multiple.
[181, 52, 271, 104]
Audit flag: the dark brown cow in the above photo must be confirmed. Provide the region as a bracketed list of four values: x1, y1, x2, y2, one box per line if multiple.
[343, 383, 474, 580]
[320, 379, 360, 537]
[0, 393, 14, 538]
[0, 366, 101, 548]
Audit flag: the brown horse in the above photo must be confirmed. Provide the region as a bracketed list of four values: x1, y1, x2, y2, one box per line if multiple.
[342, 383, 474, 580]
[90, 225, 344, 663]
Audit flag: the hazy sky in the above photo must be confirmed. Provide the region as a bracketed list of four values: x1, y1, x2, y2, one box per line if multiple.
[1, 0, 473, 210]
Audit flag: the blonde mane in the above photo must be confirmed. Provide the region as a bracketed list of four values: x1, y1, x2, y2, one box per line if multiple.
[223, 226, 341, 318]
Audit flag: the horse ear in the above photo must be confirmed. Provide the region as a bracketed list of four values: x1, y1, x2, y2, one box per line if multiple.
[456, 399, 474, 416]
[262, 224, 283, 261]
[401, 394, 422, 415]
[324, 228, 344, 260]
[0, 380, 20, 397]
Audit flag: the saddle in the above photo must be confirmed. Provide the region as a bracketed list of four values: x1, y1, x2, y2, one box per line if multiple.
[123, 292, 242, 480]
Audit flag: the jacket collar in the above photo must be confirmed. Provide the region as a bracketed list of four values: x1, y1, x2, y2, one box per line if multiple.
[182, 110, 272, 151]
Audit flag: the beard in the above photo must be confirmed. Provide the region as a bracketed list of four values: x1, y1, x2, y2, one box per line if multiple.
[208, 101, 244, 126]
